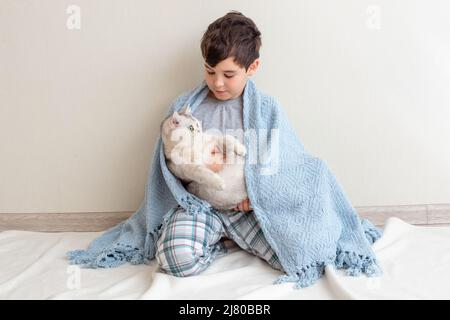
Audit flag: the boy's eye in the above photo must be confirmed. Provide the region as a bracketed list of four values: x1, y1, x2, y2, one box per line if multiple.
[206, 71, 233, 78]
[188, 125, 195, 132]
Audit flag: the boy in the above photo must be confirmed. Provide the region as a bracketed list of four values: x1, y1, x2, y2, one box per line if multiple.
[68, 12, 381, 286]
[155, 11, 283, 276]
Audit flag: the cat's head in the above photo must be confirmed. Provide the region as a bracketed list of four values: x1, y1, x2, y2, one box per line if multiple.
[161, 105, 202, 139]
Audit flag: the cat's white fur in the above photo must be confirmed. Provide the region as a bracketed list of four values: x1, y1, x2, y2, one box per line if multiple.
[161, 105, 248, 210]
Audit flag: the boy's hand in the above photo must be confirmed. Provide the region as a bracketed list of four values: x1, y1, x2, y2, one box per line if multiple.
[234, 198, 252, 212]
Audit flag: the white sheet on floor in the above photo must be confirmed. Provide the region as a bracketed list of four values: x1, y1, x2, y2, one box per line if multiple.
[0, 217, 449, 299]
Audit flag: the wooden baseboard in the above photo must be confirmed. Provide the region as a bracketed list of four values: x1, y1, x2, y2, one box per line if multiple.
[0, 203, 449, 232]
[357, 203, 450, 226]
[0, 211, 133, 232]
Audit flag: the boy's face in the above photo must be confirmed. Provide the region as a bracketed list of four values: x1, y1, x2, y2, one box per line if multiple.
[204, 56, 260, 101]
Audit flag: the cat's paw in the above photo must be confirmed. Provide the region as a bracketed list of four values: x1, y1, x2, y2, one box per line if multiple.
[235, 144, 247, 157]
[209, 174, 226, 190]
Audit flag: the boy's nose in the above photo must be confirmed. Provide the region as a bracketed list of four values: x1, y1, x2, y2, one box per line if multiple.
[214, 78, 224, 88]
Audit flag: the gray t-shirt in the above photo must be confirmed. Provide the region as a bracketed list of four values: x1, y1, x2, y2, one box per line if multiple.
[192, 93, 244, 143]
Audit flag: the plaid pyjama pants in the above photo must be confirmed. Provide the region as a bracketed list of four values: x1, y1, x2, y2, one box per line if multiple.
[155, 206, 283, 277]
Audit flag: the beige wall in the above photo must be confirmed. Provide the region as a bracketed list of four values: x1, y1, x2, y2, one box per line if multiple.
[1, 0, 449, 214]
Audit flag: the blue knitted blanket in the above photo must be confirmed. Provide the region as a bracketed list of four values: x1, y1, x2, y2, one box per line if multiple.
[67, 79, 382, 288]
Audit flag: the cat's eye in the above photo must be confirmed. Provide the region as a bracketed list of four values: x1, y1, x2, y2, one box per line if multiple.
[188, 125, 195, 132]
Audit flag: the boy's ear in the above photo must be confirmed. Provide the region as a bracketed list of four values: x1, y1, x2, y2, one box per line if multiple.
[170, 112, 181, 129]
[246, 58, 260, 76]
[180, 104, 191, 114]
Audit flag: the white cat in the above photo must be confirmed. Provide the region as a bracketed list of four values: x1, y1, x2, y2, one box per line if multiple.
[160, 105, 248, 210]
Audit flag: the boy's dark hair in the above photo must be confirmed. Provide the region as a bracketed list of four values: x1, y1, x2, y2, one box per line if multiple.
[200, 11, 262, 71]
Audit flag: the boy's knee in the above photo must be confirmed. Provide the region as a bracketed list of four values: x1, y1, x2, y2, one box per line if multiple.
[155, 242, 205, 277]
[154, 206, 222, 277]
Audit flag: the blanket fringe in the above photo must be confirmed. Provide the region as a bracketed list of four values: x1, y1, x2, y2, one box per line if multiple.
[66, 241, 147, 269]
[274, 260, 329, 289]
[274, 250, 382, 289]
[361, 218, 383, 244]
[335, 250, 382, 277]
[181, 193, 213, 216]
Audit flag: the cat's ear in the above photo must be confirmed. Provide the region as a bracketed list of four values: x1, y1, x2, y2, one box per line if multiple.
[170, 112, 181, 129]
[180, 104, 191, 114]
